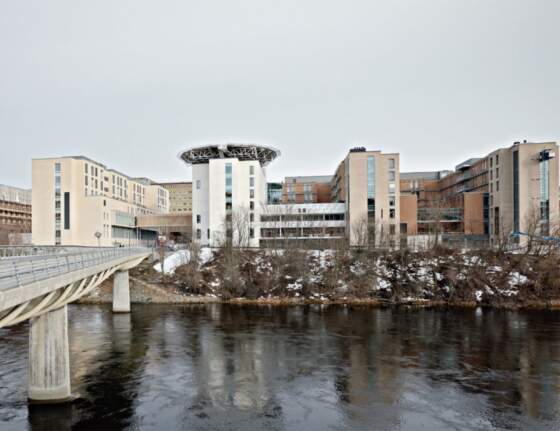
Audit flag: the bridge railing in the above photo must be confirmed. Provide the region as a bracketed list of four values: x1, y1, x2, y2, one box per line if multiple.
[0, 246, 127, 258]
[0, 247, 150, 291]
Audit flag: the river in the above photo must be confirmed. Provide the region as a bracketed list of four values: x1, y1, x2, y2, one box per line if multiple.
[1, 304, 559, 430]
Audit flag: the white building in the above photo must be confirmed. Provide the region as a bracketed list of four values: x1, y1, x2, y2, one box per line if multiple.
[260, 203, 346, 247]
[180, 144, 280, 248]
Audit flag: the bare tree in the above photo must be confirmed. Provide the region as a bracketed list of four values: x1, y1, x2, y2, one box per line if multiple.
[351, 215, 369, 249]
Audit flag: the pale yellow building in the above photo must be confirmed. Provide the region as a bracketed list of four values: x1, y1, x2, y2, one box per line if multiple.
[332, 148, 400, 246]
[32, 156, 169, 246]
[157, 182, 192, 213]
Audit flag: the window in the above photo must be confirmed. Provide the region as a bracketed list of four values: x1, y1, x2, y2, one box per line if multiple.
[225, 163, 233, 211]
[389, 208, 395, 219]
[388, 183, 396, 195]
[250, 213, 254, 222]
[490, 183, 493, 193]
[496, 154, 499, 165]
[496, 181, 499, 191]
[495, 167, 499, 178]
[196, 180, 201, 190]
[389, 197, 395, 207]
[207, 229, 210, 239]
[196, 229, 201, 239]
[250, 189, 254, 199]
[389, 224, 396, 235]
[490, 170, 493, 180]
[249, 228, 254, 238]
[388, 159, 395, 169]
[490, 157, 493, 168]
[249, 201, 254, 210]
[250, 165, 254, 175]
[85, 176, 88, 186]
[85, 163, 88, 174]
[388, 171, 395, 181]
[250, 177, 254, 187]
[63, 192, 70, 229]
[196, 214, 201, 223]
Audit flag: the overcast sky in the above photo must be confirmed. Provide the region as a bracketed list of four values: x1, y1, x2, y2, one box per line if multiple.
[1, 0, 559, 189]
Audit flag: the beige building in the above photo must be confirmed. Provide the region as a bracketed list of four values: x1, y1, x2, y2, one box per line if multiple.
[32, 156, 169, 246]
[157, 182, 192, 213]
[332, 148, 400, 246]
[486, 141, 559, 243]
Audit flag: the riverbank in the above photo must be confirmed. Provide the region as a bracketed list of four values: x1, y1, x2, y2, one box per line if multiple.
[78, 245, 560, 310]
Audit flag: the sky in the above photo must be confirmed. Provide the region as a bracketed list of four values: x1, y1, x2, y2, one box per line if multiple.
[1, 0, 559, 189]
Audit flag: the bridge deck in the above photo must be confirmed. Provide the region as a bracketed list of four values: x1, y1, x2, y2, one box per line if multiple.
[0, 247, 150, 291]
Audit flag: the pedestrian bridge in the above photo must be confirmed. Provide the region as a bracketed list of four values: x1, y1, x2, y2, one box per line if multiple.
[0, 246, 151, 403]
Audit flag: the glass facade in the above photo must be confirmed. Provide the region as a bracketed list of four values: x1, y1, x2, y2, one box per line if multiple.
[513, 151, 519, 234]
[367, 156, 375, 219]
[225, 163, 232, 211]
[267, 183, 282, 204]
[539, 151, 550, 235]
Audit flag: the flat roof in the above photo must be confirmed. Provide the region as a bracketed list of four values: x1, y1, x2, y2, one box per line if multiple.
[178, 144, 280, 166]
[284, 175, 333, 183]
[32, 155, 145, 184]
[156, 181, 192, 186]
[401, 171, 451, 180]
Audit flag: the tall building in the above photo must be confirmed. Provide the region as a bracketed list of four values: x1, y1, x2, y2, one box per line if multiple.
[179, 144, 280, 247]
[157, 181, 192, 213]
[32, 156, 169, 246]
[0, 184, 32, 244]
[332, 148, 401, 246]
[487, 142, 558, 243]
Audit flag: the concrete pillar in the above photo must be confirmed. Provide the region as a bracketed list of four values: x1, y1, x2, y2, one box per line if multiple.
[28, 305, 71, 403]
[113, 270, 130, 313]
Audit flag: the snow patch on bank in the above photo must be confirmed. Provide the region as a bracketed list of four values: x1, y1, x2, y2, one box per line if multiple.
[154, 248, 214, 275]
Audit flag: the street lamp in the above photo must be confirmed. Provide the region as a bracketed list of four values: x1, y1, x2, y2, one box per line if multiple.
[94, 231, 101, 247]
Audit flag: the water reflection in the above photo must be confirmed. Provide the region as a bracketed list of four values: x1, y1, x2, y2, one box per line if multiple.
[0, 305, 559, 430]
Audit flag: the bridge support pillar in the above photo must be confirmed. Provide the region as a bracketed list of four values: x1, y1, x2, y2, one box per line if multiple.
[113, 269, 130, 313]
[28, 305, 72, 403]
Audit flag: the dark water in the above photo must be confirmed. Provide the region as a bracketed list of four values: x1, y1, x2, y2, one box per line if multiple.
[1, 305, 560, 430]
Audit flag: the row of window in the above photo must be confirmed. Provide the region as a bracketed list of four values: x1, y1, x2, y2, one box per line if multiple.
[54, 163, 62, 245]
[261, 213, 345, 222]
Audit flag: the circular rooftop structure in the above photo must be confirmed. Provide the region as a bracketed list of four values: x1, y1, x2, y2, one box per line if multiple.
[179, 143, 280, 166]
